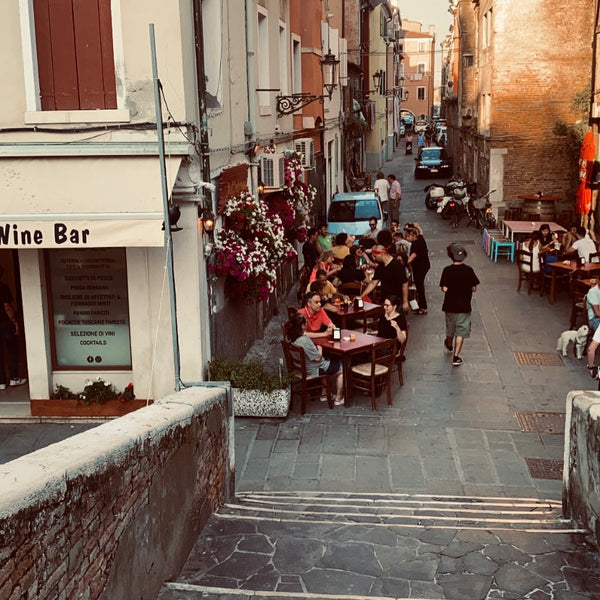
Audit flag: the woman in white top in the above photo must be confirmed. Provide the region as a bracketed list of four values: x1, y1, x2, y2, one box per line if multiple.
[520, 231, 542, 273]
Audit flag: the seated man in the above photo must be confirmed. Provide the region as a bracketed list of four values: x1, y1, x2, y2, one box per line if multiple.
[363, 216, 380, 240]
[297, 291, 334, 338]
[306, 270, 337, 299]
[566, 226, 597, 262]
[587, 279, 600, 331]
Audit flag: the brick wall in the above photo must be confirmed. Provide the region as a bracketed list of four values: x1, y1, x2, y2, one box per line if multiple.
[453, 0, 594, 209]
[0, 387, 233, 600]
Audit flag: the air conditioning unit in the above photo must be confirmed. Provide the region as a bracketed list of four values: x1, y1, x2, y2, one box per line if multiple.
[260, 153, 285, 188]
[294, 138, 314, 169]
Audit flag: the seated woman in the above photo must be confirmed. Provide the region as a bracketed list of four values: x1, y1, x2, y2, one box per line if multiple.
[538, 223, 554, 253]
[309, 249, 341, 283]
[331, 233, 352, 264]
[520, 231, 543, 273]
[286, 312, 345, 406]
[376, 294, 407, 346]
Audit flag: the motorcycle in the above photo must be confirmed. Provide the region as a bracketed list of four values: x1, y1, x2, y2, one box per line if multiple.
[437, 179, 469, 228]
[405, 140, 413, 155]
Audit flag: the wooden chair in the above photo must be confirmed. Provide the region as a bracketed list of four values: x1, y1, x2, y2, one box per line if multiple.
[338, 282, 362, 297]
[569, 279, 590, 329]
[516, 249, 542, 295]
[281, 340, 333, 414]
[395, 322, 410, 386]
[350, 338, 397, 410]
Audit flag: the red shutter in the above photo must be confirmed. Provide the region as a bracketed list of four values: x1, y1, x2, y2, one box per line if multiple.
[34, 0, 116, 111]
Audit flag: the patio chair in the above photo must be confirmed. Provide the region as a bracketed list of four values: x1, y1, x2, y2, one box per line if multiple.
[338, 282, 362, 297]
[350, 338, 397, 411]
[570, 279, 590, 329]
[281, 340, 333, 414]
[516, 249, 542, 295]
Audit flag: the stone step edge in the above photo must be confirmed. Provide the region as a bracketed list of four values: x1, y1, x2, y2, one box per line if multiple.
[162, 581, 437, 600]
[216, 512, 586, 533]
[224, 503, 567, 524]
[237, 491, 562, 506]
[235, 498, 561, 515]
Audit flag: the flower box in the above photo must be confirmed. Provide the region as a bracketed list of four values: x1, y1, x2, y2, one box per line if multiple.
[30, 398, 151, 417]
[232, 387, 290, 418]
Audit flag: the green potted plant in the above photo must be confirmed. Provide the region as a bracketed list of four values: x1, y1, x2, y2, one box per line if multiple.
[207, 357, 292, 417]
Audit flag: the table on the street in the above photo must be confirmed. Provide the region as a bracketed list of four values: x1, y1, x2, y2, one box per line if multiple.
[547, 260, 600, 304]
[503, 220, 566, 243]
[314, 328, 386, 407]
[326, 301, 383, 330]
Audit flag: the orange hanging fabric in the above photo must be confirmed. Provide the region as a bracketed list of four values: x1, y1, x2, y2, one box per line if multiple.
[576, 132, 595, 215]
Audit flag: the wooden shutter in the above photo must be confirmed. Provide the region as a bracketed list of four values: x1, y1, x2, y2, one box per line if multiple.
[33, 0, 117, 110]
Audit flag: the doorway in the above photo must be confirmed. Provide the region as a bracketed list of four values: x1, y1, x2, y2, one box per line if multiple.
[0, 250, 29, 405]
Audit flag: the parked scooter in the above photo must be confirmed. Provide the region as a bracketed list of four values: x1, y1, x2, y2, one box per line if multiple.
[405, 140, 413, 155]
[424, 183, 446, 211]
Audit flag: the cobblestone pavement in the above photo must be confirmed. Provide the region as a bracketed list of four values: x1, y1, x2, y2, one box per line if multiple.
[159, 149, 600, 599]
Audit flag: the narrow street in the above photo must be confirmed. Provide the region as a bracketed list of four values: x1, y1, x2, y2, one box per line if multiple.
[161, 145, 600, 599]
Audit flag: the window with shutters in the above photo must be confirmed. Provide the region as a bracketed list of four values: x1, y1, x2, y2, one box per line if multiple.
[33, 0, 117, 110]
[19, 0, 127, 123]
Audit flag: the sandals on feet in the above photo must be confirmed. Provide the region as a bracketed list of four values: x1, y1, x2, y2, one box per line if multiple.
[334, 397, 345, 406]
[414, 308, 428, 315]
[587, 365, 598, 378]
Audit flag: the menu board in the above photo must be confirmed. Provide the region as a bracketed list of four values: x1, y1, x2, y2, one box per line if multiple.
[47, 248, 132, 368]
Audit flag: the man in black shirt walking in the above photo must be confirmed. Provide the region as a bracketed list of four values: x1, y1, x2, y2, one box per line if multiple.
[439, 243, 480, 366]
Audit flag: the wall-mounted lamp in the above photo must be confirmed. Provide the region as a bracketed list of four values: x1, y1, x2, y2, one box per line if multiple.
[162, 204, 183, 232]
[276, 50, 339, 117]
[257, 181, 265, 197]
[372, 70, 383, 93]
[200, 208, 215, 233]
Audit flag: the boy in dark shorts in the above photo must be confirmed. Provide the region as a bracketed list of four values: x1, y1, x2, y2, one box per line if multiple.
[439, 243, 480, 366]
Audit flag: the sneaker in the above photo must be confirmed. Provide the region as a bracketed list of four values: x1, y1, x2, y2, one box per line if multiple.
[452, 356, 463, 366]
[9, 377, 27, 387]
[0, 384, 6, 390]
[444, 340, 453, 354]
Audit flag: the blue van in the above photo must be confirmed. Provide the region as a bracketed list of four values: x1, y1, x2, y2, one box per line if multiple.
[327, 192, 386, 239]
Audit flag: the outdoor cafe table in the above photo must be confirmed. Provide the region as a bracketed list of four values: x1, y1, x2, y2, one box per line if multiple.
[547, 260, 600, 304]
[503, 220, 566, 243]
[326, 300, 383, 330]
[314, 328, 387, 407]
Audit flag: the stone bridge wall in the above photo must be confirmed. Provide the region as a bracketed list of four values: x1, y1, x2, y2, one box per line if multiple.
[563, 390, 600, 548]
[0, 386, 233, 600]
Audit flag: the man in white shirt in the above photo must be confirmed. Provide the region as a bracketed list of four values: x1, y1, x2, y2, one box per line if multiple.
[568, 227, 597, 262]
[373, 172, 390, 223]
[363, 217, 380, 240]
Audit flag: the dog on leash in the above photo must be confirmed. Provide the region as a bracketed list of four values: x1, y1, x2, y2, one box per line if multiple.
[556, 325, 589, 359]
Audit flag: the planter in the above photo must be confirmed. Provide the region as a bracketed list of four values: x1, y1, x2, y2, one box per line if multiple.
[232, 387, 290, 418]
[30, 398, 152, 417]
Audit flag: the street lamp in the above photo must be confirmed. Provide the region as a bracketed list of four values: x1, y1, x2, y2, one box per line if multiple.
[276, 51, 339, 117]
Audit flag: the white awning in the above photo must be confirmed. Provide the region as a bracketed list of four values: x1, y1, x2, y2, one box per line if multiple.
[0, 156, 182, 248]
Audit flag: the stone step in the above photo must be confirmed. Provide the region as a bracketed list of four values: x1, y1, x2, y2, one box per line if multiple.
[224, 491, 577, 532]
[157, 492, 600, 600]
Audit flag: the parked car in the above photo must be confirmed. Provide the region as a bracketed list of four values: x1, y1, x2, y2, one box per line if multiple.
[327, 191, 386, 238]
[414, 146, 452, 179]
[414, 120, 428, 133]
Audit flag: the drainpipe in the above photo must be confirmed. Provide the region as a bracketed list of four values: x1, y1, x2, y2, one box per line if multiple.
[192, 0, 216, 356]
[245, 0, 258, 194]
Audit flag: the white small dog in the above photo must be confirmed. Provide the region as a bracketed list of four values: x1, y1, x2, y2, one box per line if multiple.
[556, 325, 589, 359]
